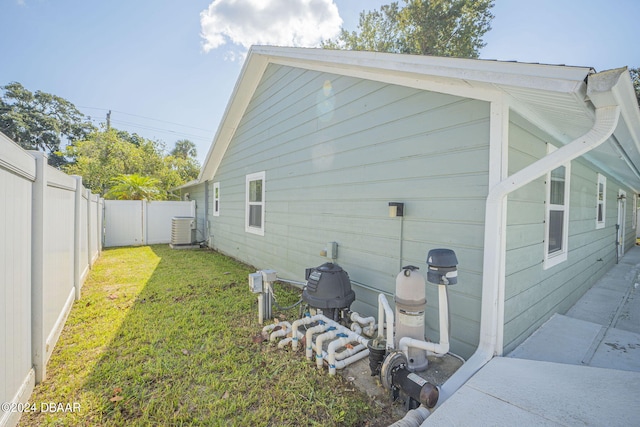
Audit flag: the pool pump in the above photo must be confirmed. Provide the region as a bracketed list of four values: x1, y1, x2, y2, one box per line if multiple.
[381, 351, 439, 410]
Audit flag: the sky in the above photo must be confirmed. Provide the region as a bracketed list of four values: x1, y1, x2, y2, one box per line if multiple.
[0, 0, 638, 164]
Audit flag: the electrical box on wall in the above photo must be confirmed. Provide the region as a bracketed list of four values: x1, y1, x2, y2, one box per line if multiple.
[388, 202, 404, 217]
[323, 242, 338, 259]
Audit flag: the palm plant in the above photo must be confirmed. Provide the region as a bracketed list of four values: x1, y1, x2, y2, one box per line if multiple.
[105, 174, 162, 200]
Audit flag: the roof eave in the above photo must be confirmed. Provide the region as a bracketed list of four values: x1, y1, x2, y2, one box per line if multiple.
[199, 46, 630, 185]
[587, 67, 640, 191]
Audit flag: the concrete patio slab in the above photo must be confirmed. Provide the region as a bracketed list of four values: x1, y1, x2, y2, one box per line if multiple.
[507, 314, 603, 365]
[420, 246, 640, 426]
[611, 283, 640, 334]
[589, 327, 640, 372]
[424, 357, 640, 426]
[566, 286, 627, 325]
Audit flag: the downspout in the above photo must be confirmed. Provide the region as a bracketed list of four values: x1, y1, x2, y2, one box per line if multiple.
[436, 69, 624, 407]
[204, 180, 210, 246]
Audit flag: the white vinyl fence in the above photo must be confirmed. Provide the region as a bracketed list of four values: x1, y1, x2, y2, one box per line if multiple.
[0, 133, 103, 427]
[104, 200, 195, 247]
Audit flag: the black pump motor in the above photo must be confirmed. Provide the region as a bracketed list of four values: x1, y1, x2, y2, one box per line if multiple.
[303, 263, 355, 321]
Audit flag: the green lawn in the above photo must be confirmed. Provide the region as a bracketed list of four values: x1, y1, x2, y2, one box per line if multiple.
[20, 245, 384, 426]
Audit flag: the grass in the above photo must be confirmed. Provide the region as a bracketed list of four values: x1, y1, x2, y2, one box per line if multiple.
[19, 245, 385, 426]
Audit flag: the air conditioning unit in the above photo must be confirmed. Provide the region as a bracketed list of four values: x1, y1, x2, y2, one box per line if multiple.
[171, 217, 195, 245]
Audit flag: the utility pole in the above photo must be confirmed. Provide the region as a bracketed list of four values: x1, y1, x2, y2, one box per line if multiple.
[106, 110, 111, 131]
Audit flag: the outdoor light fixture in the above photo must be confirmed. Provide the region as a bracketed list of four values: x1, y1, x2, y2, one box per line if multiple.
[389, 202, 404, 217]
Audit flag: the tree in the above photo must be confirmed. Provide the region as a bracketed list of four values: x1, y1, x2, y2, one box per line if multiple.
[64, 129, 200, 198]
[171, 139, 197, 159]
[0, 82, 94, 166]
[322, 0, 494, 58]
[105, 174, 162, 200]
[630, 68, 640, 107]
[115, 129, 146, 146]
[166, 139, 200, 186]
[64, 129, 151, 194]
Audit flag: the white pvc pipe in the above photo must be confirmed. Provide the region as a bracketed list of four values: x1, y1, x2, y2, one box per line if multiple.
[399, 337, 447, 360]
[262, 321, 290, 334]
[277, 329, 304, 349]
[288, 313, 371, 374]
[332, 349, 370, 373]
[378, 294, 395, 349]
[327, 337, 352, 375]
[315, 330, 339, 368]
[278, 337, 293, 349]
[306, 323, 331, 359]
[291, 315, 324, 351]
[350, 323, 362, 335]
[398, 284, 450, 359]
[316, 342, 366, 365]
[335, 343, 366, 361]
[307, 319, 367, 360]
[270, 322, 291, 342]
[327, 336, 370, 375]
[350, 312, 376, 336]
[388, 406, 431, 427]
[438, 284, 450, 350]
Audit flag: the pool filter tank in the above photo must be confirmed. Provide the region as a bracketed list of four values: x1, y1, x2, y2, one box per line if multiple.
[394, 265, 428, 372]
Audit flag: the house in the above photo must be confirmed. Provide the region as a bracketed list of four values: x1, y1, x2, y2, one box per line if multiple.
[182, 46, 640, 359]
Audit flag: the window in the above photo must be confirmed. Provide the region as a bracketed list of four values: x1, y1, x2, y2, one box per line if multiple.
[544, 146, 570, 269]
[213, 182, 220, 217]
[596, 173, 606, 229]
[245, 171, 265, 235]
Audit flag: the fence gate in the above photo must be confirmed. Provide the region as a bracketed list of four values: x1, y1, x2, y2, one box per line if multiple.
[104, 200, 195, 247]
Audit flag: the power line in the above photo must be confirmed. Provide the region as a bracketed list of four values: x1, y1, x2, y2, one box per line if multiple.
[83, 117, 211, 146]
[2, 104, 213, 144]
[78, 105, 212, 132]
[108, 119, 212, 142]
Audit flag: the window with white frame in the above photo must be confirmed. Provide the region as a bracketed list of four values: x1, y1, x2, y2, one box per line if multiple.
[544, 146, 570, 269]
[245, 171, 265, 235]
[213, 182, 220, 217]
[596, 173, 606, 229]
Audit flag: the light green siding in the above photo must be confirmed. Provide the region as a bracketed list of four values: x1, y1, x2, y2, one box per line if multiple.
[209, 64, 491, 357]
[504, 112, 638, 354]
[194, 64, 638, 359]
[181, 182, 207, 243]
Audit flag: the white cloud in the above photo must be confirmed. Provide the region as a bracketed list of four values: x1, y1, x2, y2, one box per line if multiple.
[200, 0, 342, 57]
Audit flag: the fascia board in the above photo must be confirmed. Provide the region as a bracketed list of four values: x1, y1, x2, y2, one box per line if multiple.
[252, 45, 593, 95]
[169, 179, 199, 192]
[267, 55, 500, 102]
